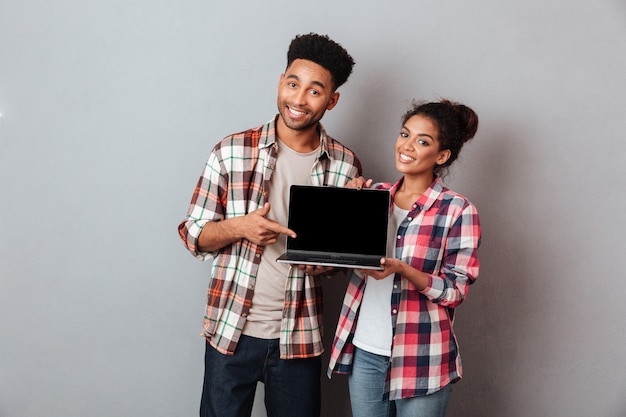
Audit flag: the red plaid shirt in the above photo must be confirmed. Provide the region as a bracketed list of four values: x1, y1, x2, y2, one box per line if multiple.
[328, 177, 481, 399]
[178, 117, 362, 359]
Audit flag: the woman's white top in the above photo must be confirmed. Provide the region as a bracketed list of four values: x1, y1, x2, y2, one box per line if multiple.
[352, 204, 409, 356]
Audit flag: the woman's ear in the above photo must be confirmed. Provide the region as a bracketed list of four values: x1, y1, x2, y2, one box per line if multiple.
[436, 149, 451, 166]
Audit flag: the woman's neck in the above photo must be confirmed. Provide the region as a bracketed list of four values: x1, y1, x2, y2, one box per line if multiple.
[394, 174, 434, 209]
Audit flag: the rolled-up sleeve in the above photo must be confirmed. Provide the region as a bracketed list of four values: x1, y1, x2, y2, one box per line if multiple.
[420, 203, 480, 307]
[177, 152, 227, 260]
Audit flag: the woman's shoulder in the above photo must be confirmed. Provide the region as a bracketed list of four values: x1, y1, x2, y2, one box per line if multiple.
[437, 185, 478, 213]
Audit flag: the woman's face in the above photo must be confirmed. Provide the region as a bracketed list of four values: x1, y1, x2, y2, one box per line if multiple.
[395, 115, 450, 178]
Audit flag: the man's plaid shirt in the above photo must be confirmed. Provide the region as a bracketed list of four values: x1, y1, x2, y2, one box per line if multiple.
[178, 117, 362, 359]
[328, 177, 481, 400]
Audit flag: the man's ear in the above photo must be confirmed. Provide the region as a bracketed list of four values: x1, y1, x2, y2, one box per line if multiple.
[326, 92, 340, 111]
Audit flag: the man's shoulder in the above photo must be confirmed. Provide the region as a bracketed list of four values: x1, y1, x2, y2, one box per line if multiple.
[214, 123, 267, 150]
[324, 135, 361, 163]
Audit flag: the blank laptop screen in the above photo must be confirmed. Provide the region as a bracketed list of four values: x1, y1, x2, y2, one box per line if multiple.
[286, 185, 390, 256]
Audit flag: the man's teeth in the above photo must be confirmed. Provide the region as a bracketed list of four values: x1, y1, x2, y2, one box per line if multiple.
[289, 107, 306, 116]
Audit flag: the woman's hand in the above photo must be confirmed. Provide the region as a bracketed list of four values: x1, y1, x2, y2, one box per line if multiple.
[360, 258, 429, 291]
[360, 258, 406, 280]
[345, 176, 373, 190]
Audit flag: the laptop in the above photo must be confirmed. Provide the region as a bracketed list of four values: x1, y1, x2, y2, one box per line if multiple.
[276, 185, 391, 270]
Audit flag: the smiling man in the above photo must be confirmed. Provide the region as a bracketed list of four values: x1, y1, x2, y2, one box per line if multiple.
[178, 33, 362, 417]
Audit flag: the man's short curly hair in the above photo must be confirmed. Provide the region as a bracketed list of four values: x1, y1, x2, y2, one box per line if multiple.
[287, 33, 355, 90]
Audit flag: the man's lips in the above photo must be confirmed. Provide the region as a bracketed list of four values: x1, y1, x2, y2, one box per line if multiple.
[287, 106, 307, 117]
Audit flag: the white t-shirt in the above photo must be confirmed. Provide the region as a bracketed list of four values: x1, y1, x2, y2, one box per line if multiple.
[242, 140, 318, 339]
[352, 204, 409, 356]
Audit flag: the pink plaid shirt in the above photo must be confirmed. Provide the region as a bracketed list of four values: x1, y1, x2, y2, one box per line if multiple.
[328, 177, 481, 400]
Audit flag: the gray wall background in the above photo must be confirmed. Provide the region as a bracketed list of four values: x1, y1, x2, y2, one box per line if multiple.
[1, 1, 625, 416]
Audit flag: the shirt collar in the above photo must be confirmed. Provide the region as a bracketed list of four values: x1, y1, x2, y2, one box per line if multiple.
[389, 176, 444, 212]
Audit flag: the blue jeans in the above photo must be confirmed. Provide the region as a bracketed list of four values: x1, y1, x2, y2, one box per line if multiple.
[200, 335, 321, 417]
[348, 347, 452, 417]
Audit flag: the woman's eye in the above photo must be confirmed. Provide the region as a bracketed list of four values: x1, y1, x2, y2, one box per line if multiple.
[417, 139, 428, 146]
[400, 132, 409, 138]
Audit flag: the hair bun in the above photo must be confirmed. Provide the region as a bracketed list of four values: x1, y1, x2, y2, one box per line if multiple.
[451, 102, 479, 143]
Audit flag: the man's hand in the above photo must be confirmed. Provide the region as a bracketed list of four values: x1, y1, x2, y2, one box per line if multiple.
[242, 202, 296, 246]
[197, 202, 295, 252]
[294, 264, 336, 276]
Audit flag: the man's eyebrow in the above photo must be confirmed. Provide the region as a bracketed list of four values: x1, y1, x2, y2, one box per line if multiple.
[285, 74, 326, 89]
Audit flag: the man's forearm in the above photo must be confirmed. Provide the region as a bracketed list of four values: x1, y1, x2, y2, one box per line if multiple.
[197, 217, 245, 252]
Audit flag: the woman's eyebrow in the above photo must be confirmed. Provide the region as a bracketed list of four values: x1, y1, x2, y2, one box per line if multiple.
[402, 126, 434, 140]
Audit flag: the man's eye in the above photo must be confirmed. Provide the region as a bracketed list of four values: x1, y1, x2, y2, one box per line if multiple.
[288, 82, 297, 88]
[309, 90, 319, 95]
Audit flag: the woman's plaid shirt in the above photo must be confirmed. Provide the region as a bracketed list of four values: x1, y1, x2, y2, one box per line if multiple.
[328, 177, 481, 400]
[178, 117, 362, 359]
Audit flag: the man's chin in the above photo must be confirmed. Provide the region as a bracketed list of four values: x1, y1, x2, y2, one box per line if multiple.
[281, 118, 316, 132]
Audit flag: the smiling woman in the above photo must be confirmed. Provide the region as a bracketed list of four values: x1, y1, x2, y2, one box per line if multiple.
[328, 99, 481, 417]
[395, 115, 451, 184]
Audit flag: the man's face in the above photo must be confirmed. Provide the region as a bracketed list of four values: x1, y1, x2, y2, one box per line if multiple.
[276, 59, 339, 132]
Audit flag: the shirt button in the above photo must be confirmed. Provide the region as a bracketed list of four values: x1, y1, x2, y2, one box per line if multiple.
[392, 309, 398, 314]
[407, 217, 412, 221]
[255, 253, 261, 258]
[268, 164, 275, 170]
[397, 235, 401, 240]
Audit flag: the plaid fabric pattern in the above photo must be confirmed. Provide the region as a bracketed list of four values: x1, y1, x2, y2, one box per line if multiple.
[178, 117, 362, 359]
[328, 177, 481, 400]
